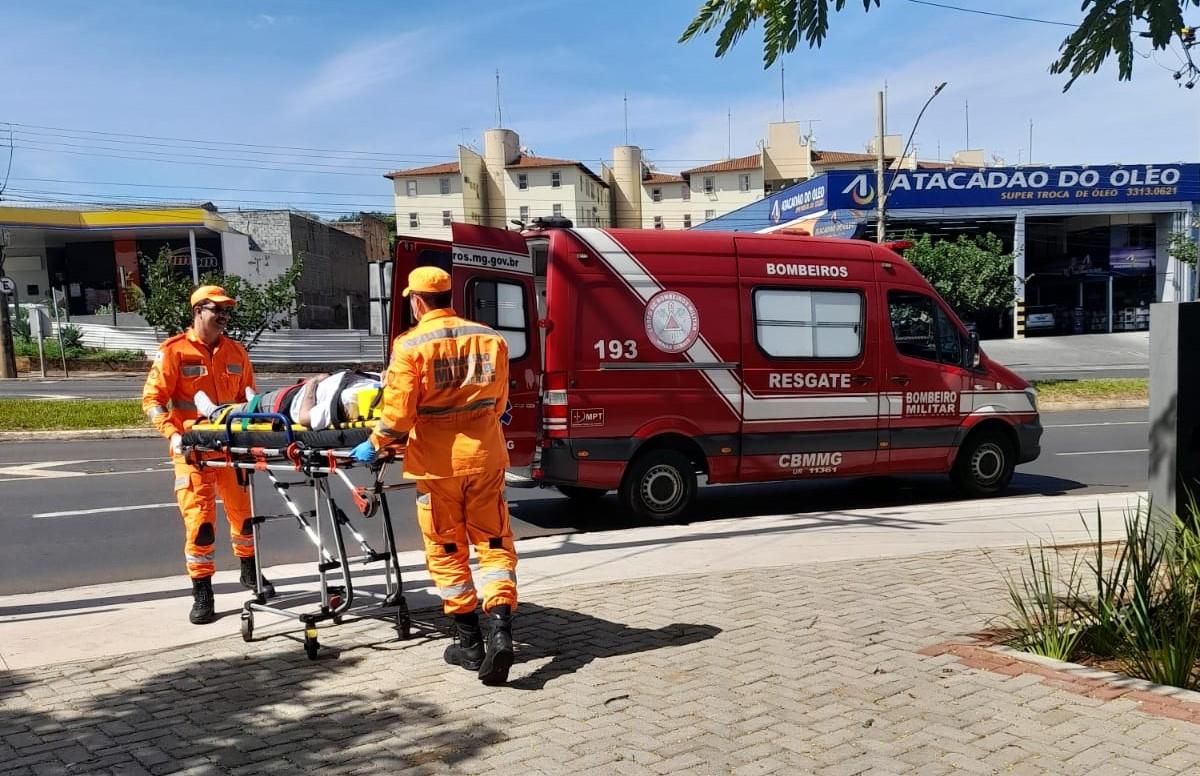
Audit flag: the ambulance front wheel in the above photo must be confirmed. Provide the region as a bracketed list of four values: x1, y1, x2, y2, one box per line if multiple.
[620, 449, 696, 521]
[952, 430, 1015, 497]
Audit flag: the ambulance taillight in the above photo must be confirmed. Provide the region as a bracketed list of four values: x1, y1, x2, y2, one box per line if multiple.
[543, 371, 568, 438]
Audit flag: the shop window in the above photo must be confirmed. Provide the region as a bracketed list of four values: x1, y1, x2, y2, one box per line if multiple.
[755, 289, 862, 358]
[468, 279, 527, 359]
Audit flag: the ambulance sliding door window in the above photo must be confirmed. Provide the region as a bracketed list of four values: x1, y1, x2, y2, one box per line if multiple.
[754, 289, 863, 359]
[888, 291, 964, 366]
[468, 279, 528, 360]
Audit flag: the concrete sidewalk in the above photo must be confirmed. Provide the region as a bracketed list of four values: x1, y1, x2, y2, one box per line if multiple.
[10, 490, 1200, 775]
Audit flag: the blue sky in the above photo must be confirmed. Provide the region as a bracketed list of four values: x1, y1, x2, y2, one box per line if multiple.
[1, 0, 1197, 217]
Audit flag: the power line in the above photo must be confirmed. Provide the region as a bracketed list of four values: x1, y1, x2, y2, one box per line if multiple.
[904, 0, 1076, 28]
[1, 121, 452, 160]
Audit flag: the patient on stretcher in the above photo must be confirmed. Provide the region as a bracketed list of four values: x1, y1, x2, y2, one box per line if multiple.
[195, 370, 381, 431]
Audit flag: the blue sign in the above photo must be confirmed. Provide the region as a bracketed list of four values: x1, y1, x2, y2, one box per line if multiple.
[811, 209, 864, 239]
[766, 177, 827, 224]
[701, 162, 1200, 233]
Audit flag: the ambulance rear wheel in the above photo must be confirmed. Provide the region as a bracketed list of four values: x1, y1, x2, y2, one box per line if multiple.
[556, 485, 607, 502]
[620, 449, 696, 521]
[952, 431, 1014, 497]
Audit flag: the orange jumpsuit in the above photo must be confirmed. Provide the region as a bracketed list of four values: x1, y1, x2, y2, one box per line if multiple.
[370, 308, 516, 615]
[142, 329, 257, 580]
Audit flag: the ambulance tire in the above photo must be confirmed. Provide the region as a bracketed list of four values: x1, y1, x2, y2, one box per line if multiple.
[555, 485, 607, 502]
[620, 449, 697, 521]
[952, 430, 1015, 497]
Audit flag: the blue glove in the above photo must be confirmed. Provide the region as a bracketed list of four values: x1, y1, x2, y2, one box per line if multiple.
[350, 439, 377, 464]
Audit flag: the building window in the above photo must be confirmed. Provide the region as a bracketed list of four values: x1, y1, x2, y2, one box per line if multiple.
[651, 187, 662, 202]
[442, 210, 452, 226]
[409, 212, 420, 228]
[739, 173, 751, 192]
[551, 171, 561, 188]
[704, 209, 716, 220]
[406, 180, 418, 197]
[518, 173, 528, 190]
[654, 216, 664, 229]
[682, 184, 691, 201]
[468, 279, 528, 359]
[683, 214, 692, 229]
[519, 205, 529, 222]
[756, 289, 863, 359]
[439, 178, 451, 195]
[703, 176, 715, 194]
[553, 204, 562, 217]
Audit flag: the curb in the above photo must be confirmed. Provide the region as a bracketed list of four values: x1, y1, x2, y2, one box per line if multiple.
[1038, 399, 1148, 411]
[0, 427, 159, 442]
[0, 399, 1148, 442]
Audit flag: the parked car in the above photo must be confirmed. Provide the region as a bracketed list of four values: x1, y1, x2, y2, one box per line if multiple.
[1025, 306, 1057, 333]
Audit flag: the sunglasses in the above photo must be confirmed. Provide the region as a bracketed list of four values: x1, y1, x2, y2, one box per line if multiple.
[199, 305, 233, 315]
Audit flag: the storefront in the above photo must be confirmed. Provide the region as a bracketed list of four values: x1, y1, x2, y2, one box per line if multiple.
[695, 162, 1200, 337]
[0, 204, 234, 316]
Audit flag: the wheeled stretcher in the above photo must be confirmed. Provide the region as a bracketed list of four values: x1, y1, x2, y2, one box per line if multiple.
[181, 412, 426, 659]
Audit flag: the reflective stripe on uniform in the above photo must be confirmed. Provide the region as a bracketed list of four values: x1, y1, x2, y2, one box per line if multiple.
[186, 552, 214, 563]
[416, 398, 497, 416]
[170, 399, 197, 412]
[147, 404, 167, 419]
[232, 535, 254, 547]
[227, 364, 243, 374]
[181, 365, 206, 377]
[437, 581, 476, 600]
[174, 475, 189, 490]
[376, 421, 407, 439]
[401, 325, 496, 350]
[479, 569, 516, 585]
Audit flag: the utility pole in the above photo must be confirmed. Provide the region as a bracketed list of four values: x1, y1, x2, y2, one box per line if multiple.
[0, 230, 16, 378]
[875, 91, 886, 243]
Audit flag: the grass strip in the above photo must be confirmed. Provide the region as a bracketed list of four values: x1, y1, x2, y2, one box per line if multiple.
[1032, 377, 1147, 403]
[0, 399, 149, 431]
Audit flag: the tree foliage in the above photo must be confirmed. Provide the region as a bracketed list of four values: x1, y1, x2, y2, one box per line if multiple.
[679, 0, 1199, 89]
[1169, 230, 1198, 265]
[137, 246, 305, 349]
[901, 233, 1015, 321]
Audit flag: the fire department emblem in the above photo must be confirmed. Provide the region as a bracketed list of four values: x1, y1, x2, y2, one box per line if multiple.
[643, 290, 700, 354]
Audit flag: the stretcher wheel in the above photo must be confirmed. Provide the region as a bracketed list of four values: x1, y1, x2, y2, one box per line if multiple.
[304, 634, 320, 660]
[240, 609, 254, 642]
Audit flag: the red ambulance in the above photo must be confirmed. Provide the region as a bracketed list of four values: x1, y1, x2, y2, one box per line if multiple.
[390, 220, 1041, 519]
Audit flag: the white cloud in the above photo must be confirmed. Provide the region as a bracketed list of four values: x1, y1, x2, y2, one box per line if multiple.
[284, 33, 428, 117]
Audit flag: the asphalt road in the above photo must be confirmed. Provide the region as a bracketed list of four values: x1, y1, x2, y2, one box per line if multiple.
[0, 408, 1148, 595]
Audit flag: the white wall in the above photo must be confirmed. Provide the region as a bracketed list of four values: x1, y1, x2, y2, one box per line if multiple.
[392, 174, 464, 240]
[641, 180, 694, 230]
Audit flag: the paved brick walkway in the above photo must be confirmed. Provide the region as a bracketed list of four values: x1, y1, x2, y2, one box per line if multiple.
[3, 547, 1198, 775]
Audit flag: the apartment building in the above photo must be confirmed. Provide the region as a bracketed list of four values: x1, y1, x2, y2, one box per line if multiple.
[386, 129, 609, 240]
[387, 122, 967, 234]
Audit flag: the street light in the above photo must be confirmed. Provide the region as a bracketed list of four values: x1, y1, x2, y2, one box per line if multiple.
[876, 81, 948, 243]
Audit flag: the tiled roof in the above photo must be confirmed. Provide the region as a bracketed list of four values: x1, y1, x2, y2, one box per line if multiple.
[682, 153, 762, 175]
[384, 161, 460, 179]
[643, 171, 684, 184]
[812, 150, 885, 164]
[507, 154, 607, 186]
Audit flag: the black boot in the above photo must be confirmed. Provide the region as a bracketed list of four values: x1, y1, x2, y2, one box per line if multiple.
[189, 577, 215, 625]
[443, 612, 484, 671]
[240, 557, 275, 598]
[478, 605, 514, 686]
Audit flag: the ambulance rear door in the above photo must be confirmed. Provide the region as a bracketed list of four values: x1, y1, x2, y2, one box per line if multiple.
[449, 223, 542, 469]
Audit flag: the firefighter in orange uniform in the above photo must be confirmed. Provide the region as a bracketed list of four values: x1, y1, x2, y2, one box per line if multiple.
[142, 285, 274, 625]
[350, 266, 518, 685]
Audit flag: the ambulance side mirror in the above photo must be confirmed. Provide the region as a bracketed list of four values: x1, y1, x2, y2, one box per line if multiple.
[968, 332, 982, 370]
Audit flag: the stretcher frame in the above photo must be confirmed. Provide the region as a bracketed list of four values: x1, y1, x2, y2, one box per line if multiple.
[182, 412, 427, 659]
